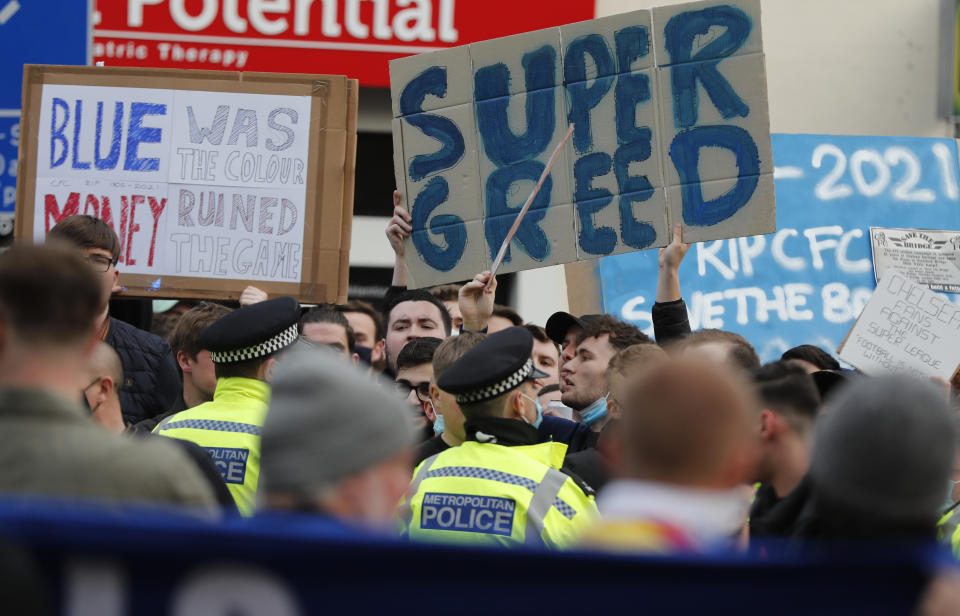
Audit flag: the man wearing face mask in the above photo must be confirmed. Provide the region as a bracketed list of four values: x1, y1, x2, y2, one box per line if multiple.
[400, 327, 598, 548]
[562, 316, 652, 432]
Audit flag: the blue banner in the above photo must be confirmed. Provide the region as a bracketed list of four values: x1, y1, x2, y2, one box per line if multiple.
[0, 499, 945, 615]
[0, 117, 15, 222]
[599, 134, 960, 361]
[0, 0, 90, 221]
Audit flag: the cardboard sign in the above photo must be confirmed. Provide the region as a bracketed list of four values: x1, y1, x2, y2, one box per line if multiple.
[390, 0, 774, 288]
[15, 65, 357, 303]
[870, 226, 960, 293]
[838, 270, 960, 380]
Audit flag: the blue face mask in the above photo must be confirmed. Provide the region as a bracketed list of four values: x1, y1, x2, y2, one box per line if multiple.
[520, 393, 544, 429]
[579, 396, 608, 427]
[429, 401, 444, 435]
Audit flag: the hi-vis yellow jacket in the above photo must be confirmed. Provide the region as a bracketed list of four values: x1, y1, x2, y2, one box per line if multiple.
[400, 440, 598, 548]
[154, 377, 269, 516]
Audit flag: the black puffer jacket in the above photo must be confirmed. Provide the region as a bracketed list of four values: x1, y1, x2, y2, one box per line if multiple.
[105, 317, 180, 426]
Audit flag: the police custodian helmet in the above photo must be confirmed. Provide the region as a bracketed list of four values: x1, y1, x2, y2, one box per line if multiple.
[438, 326, 548, 404]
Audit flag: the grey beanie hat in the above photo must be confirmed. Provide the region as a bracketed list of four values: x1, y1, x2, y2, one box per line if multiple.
[260, 347, 414, 498]
[811, 374, 956, 523]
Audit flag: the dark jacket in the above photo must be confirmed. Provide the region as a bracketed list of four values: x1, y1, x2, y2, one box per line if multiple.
[652, 299, 692, 346]
[749, 475, 817, 538]
[538, 415, 596, 454]
[413, 434, 451, 468]
[105, 317, 180, 426]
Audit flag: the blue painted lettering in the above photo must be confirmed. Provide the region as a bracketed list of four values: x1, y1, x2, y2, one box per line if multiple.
[663, 6, 752, 128]
[474, 45, 556, 166]
[564, 35, 615, 153]
[669, 125, 759, 226]
[411, 177, 465, 272]
[125, 102, 166, 172]
[94, 101, 123, 171]
[50, 98, 69, 168]
[484, 162, 552, 263]
[574, 152, 616, 255]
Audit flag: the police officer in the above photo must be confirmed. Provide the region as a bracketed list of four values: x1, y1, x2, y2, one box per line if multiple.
[400, 326, 598, 548]
[154, 297, 300, 515]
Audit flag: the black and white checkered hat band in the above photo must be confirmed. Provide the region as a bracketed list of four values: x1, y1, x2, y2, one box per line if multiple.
[209, 323, 299, 364]
[455, 359, 534, 404]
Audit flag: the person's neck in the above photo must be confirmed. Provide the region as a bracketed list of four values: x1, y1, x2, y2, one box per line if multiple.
[96, 306, 110, 328]
[93, 399, 126, 434]
[769, 435, 811, 498]
[182, 378, 213, 409]
[589, 414, 610, 432]
[0, 351, 86, 403]
[440, 431, 463, 447]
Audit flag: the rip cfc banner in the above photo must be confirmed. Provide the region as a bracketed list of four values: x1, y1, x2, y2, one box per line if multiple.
[599, 134, 960, 363]
[389, 0, 775, 288]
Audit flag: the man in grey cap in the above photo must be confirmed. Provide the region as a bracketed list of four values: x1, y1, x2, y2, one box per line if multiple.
[259, 347, 414, 529]
[803, 374, 956, 541]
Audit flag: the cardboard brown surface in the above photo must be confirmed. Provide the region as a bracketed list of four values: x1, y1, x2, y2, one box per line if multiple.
[564, 261, 603, 316]
[16, 65, 357, 303]
[337, 79, 360, 304]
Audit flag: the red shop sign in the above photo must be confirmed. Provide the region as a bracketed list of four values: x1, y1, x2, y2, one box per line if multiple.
[93, 1, 596, 87]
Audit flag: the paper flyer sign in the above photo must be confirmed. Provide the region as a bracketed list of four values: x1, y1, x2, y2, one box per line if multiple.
[870, 226, 960, 293]
[838, 270, 960, 380]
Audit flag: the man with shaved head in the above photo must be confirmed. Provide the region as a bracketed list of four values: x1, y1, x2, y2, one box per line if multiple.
[582, 358, 759, 553]
[82, 342, 126, 434]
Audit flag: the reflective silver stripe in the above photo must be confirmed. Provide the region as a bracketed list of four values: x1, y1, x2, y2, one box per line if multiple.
[398, 453, 442, 533]
[524, 468, 569, 546]
[153, 414, 176, 433]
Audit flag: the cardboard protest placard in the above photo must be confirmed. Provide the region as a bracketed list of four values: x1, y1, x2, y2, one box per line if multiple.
[15, 65, 358, 303]
[389, 0, 775, 288]
[870, 226, 960, 293]
[838, 270, 960, 380]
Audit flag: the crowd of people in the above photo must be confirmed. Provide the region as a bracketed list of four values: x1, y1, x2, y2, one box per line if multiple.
[2, 202, 960, 607]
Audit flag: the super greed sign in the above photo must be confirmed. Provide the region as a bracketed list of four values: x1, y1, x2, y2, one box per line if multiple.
[33, 85, 310, 283]
[599, 134, 960, 361]
[93, 0, 594, 85]
[390, 0, 774, 288]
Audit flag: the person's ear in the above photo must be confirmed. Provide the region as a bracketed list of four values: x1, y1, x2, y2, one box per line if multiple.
[260, 357, 277, 382]
[177, 350, 192, 373]
[759, 409, 776, 440]
[429, 383, 442, 412]
[111, 267, 121, 293]
[423, 397, 437, 422]
[100, 376, 115, 399]
[372, 340, 385, 363]
[351, 352, 360, 367]
[512, 390, 527, 420]
[607, 397, 621, 420]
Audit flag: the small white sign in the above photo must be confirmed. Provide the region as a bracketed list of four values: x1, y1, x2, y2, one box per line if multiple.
[870, 226, 960, 293]
[838, 270, 960, 380]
